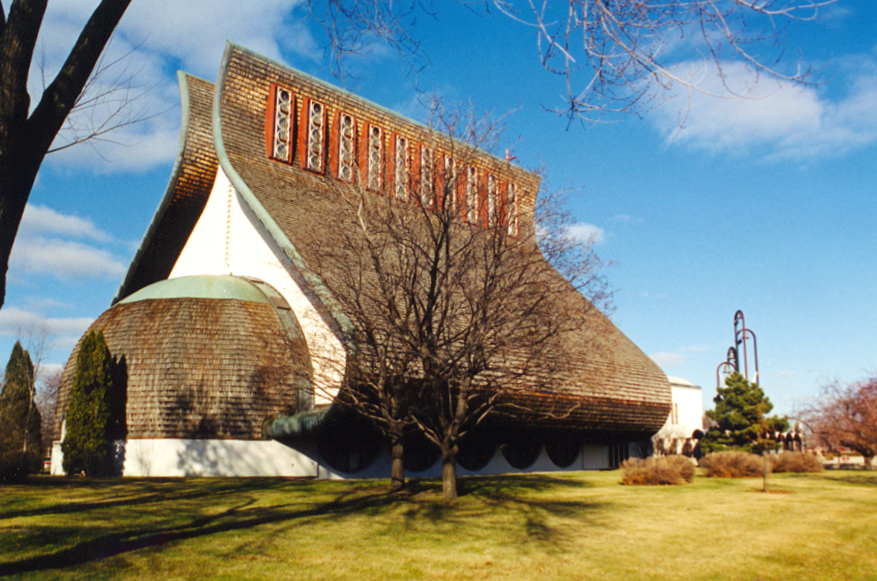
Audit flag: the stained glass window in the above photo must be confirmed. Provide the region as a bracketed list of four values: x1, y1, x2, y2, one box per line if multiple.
[306, 101, 325, 172]
[466, 166, 478, 224]
[420, 146, 433, 207]
[394, 135, 408, 200]
[337, 113, 355, 181]
[367, 125, 383, 191]
[272, 88, 292, 161]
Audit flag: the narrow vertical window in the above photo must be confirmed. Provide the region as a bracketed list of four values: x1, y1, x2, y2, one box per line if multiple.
[367, 125, 383, 191]
[394, 135, 409, 200]
[487, 174, 498, 228]
[272, 88, 292, 162]
[420, 146, 433, 207]
[442, 155, 457, 214]
[337, 112, 355, 181]
[466, 166, 478, 224]
[306, 100, 325, 173]
[506, 182, 518, 236]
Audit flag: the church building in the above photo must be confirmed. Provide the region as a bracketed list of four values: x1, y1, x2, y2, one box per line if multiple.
[53, 44, 671, 478]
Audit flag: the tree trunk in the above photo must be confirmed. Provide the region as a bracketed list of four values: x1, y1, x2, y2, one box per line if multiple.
[441, 448, 457, 500]
[390, 427, 404, 490]
[0, 148, 40, 310]
[0, 0, 132, 311]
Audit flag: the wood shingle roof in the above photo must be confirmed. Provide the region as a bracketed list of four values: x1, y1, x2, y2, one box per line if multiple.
[111, 43, 671, 439]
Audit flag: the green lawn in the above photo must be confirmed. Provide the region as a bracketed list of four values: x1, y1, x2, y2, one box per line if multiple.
[2, 470, 876, 580]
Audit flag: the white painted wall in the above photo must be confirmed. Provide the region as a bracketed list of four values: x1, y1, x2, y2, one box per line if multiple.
[654, 376, 704, 453]
[170, 169, 345, 404]
[52, 439, 319, 477]
[52, 438, 611, 478]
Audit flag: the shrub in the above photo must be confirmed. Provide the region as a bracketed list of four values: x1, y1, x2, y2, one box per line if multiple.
[621, 455, 695, 485]
[0, 342, 43, 482]
[700, 451, 765, 478]
[770, 451, 824, 473]
[62, 330, 114, 477]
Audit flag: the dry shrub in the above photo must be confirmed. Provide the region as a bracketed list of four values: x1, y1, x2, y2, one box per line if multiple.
[770, 451, 824, 473]
[700, 451, 764, 478]
[621, 455, 695, 485]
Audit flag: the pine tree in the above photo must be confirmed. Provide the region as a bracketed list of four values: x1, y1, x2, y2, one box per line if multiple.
[701, 372, 789, 454]
[0, 342, 43, 481]
[62, 330, 114, 477]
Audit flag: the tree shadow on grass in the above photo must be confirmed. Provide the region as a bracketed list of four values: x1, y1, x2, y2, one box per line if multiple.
[0, 484, 396, 577]
[0, 474, 608, 576]
[390, 474, 609, 554]
[0, 477, 297, 521]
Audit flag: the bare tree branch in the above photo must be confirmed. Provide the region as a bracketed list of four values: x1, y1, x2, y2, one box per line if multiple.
[307, 0, 836, 123]
[799, 376, 877, 468]
[304, 103, 610, 498]
[0, 0, 132, 311]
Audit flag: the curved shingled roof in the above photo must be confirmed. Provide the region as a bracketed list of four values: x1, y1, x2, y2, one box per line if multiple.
[212, 44, 671, 436]
[115, 73, 220, 302]
[115, 43, 671, 438]
[56, 275, 312, 440]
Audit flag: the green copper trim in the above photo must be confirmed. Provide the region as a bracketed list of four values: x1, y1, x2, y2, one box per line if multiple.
[119, 274, 272, 304]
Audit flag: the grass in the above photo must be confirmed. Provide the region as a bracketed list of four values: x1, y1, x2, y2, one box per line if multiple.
[1, 470, 876, 580]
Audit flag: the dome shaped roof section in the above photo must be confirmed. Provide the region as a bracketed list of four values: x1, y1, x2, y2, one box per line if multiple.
[56, 275, 313, 440]
[119, 274, 273, 304]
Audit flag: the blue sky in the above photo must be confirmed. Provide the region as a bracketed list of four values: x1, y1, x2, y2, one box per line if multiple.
[1, 0, 874, 418]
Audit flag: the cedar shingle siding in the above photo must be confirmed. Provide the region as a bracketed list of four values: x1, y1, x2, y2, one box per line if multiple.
[57, 288, 311, 440]
[57, 44, 670, 448]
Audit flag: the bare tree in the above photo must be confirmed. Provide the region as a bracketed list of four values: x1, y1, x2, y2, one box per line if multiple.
[307, 106, 608, 499]
[35, 367, 61, 455]
[800, 377, 877, 469]
[307, 0, 835, 121]
[0, 0, 132, 311]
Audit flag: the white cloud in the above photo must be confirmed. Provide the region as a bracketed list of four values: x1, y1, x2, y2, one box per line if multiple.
[10, 204, 127, 282]
[650, 352, 685, 367]
[650, 57, 877, 160]
[0, 308, 94, 367]
[36, 362, 66, 382]
[10, 237, 126, 280]
[0, 307, 93, 341]
[682, 345, 711, 353]
[19, 204, 114, 242]
[31, 0, 311, 173]
[566, 222, 606, 244]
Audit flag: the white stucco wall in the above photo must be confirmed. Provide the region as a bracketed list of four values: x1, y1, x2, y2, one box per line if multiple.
[170, 168, 345, 404]
[657, 376, 704, 446]
[52, 439, 320, 477]
[52, 438, 612, 478]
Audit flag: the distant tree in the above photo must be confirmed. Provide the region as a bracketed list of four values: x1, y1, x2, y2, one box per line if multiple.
[0, 341, 42, 480]
[62, 330, 114, 476]
[701, 372, 788, 455]
[0, 0, 133, 311]
[35, 367, 62, 455]
[800, 377, 877, 469]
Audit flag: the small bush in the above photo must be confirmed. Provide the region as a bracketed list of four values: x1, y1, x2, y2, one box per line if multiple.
[621, 455, 695, 485]
[700, 451, 765, 478]
[770, 451, 824, 473]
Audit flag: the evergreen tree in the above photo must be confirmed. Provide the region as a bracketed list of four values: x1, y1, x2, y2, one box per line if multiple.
[62, 330, 113, 477]
[0, 342, 43, 481]
[701, 372, 789, 454]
